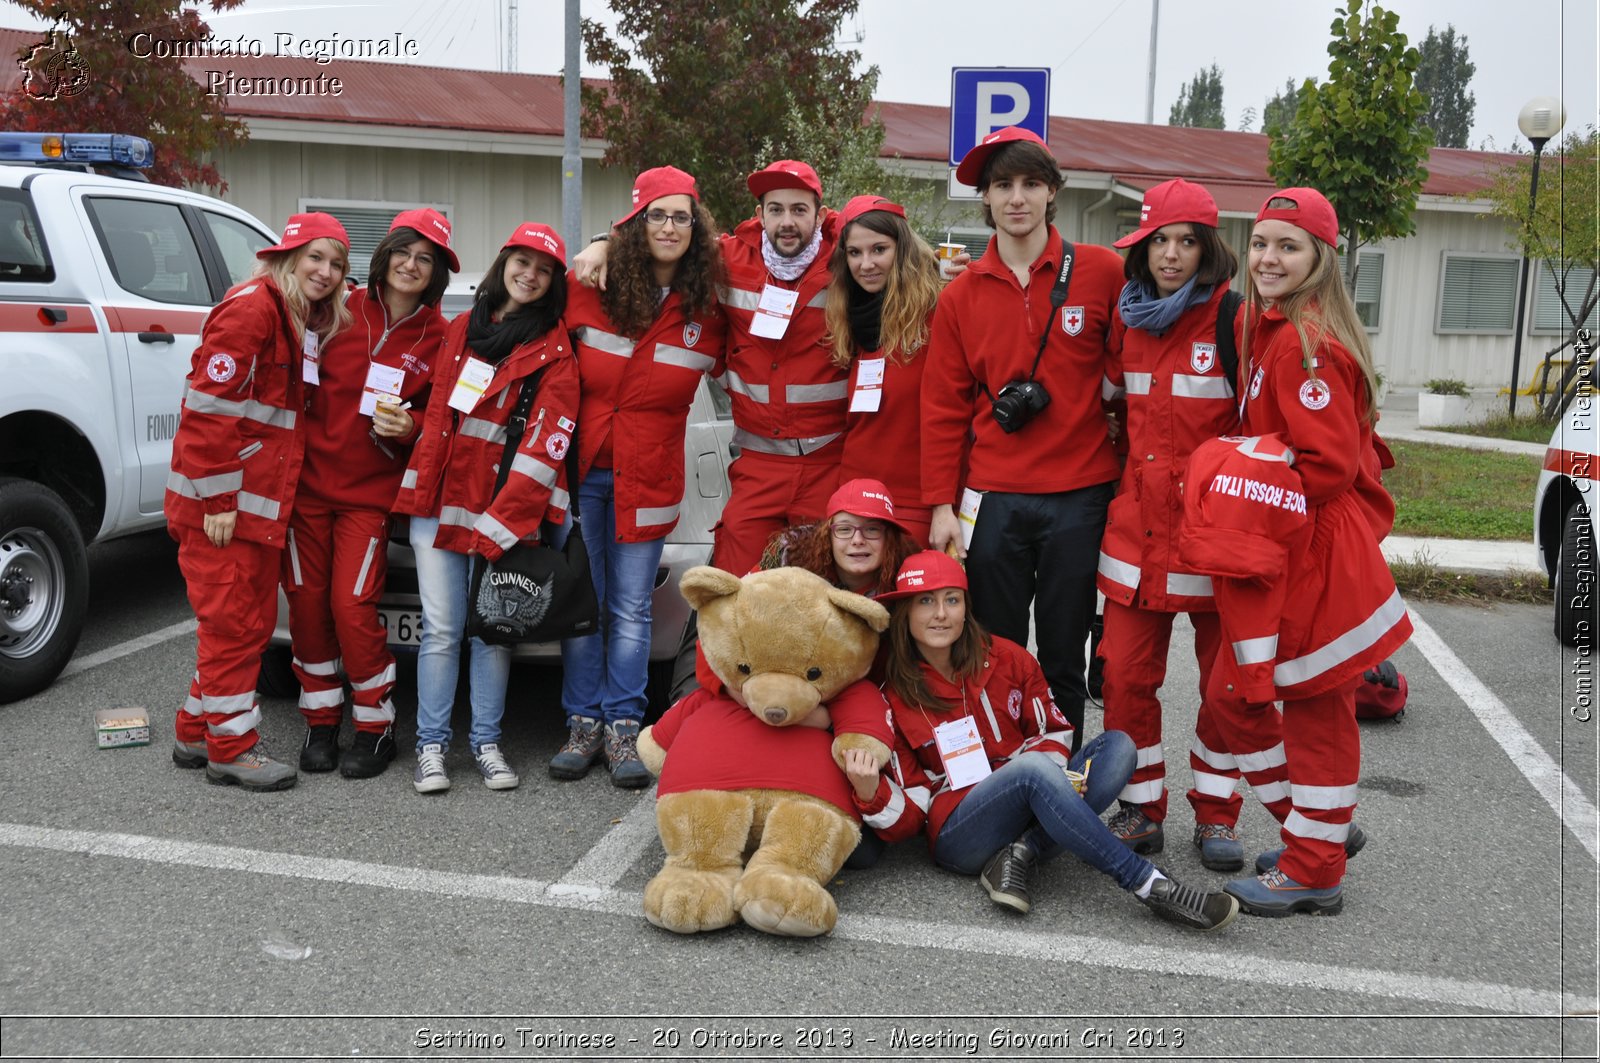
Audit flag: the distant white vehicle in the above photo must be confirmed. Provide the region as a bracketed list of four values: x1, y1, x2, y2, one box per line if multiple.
[1534, 387, 1598, 645]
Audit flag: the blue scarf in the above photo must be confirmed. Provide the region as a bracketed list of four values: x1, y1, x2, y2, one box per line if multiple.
[1117, 276, 1213, 336]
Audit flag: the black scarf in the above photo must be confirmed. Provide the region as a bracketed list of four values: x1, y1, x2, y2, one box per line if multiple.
[846, 284, 884, 354]
[466, 295, 561, 364]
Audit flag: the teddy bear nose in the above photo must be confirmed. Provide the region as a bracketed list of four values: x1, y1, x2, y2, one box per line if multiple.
[763, 708, 788, 724]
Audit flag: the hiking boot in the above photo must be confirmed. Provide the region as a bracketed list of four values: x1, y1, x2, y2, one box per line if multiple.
[1254, 822, 1368, 874]
[341, 727, 396, 779]
[472, 743, 520, 790]
[1140, 869, 1240, 932]
[1225, 865, 1344, 917]
[1107, 805, 1165, 854]
[978, 841, 1036, 914]
[604, 720, 651, 790]
[206, 741, 297, 792]
[548, 716, 605, 780]
[172, 737, 208, 770]
[298, 723, 340, 773]
[1193, 822, 1246, 871]
[413, 743, 450, 794]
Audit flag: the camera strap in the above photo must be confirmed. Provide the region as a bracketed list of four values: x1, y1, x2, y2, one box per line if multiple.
[1021, 243, 1076, 383]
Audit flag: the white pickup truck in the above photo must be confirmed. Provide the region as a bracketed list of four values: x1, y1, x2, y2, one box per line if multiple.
[0, 133, 276, 701]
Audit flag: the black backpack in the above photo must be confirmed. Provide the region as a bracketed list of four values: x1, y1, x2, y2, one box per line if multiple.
[1215, 288, 1245, 395]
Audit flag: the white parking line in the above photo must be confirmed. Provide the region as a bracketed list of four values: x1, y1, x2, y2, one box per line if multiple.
[549, 788, 661, 900]
[1407, 607, 1598, 862]
[56, 618, 197, 680]
[1, 822, 1585, 1015]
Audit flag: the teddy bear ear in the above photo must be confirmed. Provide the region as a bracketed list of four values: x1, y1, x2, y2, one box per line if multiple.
[825, 586, 891, 634]
[680, 565, 744, 611]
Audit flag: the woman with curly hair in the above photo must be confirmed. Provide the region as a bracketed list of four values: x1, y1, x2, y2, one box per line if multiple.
[551, 166, 730, 788]
[822, 195, 943, 545]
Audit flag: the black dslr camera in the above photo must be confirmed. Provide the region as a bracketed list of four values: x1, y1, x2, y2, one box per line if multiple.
[991, 378, 1051, 434]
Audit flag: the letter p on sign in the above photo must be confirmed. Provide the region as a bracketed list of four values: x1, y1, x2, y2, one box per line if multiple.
[949, 67, 1051, 167]
[978, 82, 1031, 131]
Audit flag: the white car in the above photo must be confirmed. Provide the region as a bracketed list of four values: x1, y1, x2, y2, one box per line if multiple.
[1534, 392, 1598, 645]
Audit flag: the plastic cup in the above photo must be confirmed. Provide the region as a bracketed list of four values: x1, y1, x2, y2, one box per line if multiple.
[936, 242, 964, 279]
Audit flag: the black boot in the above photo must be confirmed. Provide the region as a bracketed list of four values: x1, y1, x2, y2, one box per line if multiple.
[341, 726, 397, 779]
[299, 724, 340, 772]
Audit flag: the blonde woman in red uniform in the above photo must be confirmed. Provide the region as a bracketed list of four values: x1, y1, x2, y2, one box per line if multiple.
[286, 209, 456, 780]
[1211, 188, 1411, 916]
[168, 213, 351, 791]
[822, 195, 943, 545]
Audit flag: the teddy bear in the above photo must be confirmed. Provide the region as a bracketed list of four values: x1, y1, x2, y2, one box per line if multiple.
[636, 565, 893, 938]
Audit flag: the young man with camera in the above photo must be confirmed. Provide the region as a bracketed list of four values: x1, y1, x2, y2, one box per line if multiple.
[922, 126, 1124, 748]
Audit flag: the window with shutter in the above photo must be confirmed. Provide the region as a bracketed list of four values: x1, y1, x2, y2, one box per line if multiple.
[1435, 253, 1519, 334]
[300, 201, 446, 284]
[1531, 261, 1598, 334]
[1335, 250, 1385, 331]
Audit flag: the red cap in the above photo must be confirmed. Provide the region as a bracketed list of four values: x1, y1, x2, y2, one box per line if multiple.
[954, 125, 1052, 187]
[502, 222, 567, 267]
[747, 159, 823, 201]
[257, 212, 350, 259]
[389, 208, 459, 273]
[618, 166, 700, 226]
[838, 194, 906, 229]
[825, 478, 908, 534]
[1113, 179, 1219, 248]
[880, 550, 968, 601]
[1255, 187, 1339, 247]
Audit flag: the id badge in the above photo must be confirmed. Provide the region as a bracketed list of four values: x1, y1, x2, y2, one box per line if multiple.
[300, 331, 320, 386]
[850, 357, 885, 413]
[448, 356, 495, 414]
[360, 363, 406, 416]
[750, 284, 800, 340]
[934, 715, 992, 790]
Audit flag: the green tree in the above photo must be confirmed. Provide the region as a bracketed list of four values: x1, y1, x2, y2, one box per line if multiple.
[0, 0, 247, 190]
[582, 0, 878, 229]
[1416, 24, 1476, 149]
[1168, 64, 1225, 129]
[1268, 0, 1433, 292]
[1262, 78, 1302, 137]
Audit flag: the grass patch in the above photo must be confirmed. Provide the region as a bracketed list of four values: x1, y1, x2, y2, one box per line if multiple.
[1389, 553, 1548, 604]
[1386, 441, 1539, 540]
[1434, 412, 1554, 444]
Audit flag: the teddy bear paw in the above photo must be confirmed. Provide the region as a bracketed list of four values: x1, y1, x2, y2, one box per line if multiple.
[643, 868, 739, 934]
[734, 867, 838, 937]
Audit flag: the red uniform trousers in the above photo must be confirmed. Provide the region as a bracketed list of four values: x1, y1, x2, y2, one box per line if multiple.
[173, 526, 280, 762]
[283, 498, 395, 733]
[1100, 602, 1260, 826]
[711, 444, 841, 576]
[889, 505, 933, 549]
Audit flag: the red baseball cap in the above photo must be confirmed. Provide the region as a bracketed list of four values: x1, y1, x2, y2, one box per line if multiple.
[1113, 179, 1219, 248]
[389, 208, 459, 273]
[1256, 187, 1340, 247]
[880, 550, 968, 601]
[747, 159, 823, 201]
[838, 194, 906, 229]
[617, 166, 700, 227]
[502, 222, 567, 267]
[825, 478, 908, 534]
[257, 212, 349, 259]
[954, 125, 1053, 187]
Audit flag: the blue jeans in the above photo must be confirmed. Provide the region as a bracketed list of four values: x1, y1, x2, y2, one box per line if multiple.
[932, 731, 1154, 892]
[554, 469, 665, 724]
[409, 515, 511, 752]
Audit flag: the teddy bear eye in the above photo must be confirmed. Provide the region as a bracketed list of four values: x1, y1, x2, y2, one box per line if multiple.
[737, 663, 751, 675]
[806, 667, 822, 681]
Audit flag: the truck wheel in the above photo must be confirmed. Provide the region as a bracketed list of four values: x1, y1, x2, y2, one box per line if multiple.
[1555, 500, 1595, 647]
[257, 644, 300, 699]
[0, 478, 89, 703]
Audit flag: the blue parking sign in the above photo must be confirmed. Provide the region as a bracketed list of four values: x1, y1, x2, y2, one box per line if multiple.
[949, 68, 1051, 167]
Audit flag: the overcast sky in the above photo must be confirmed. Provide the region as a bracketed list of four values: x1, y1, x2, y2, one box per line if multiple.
[5, 0, 1595, 150]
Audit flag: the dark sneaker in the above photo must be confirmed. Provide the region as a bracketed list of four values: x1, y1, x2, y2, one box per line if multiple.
[472, 743, 520, 790]
[1140, 870, 1240, 931]
[298, 724, 340, 772]
[1107, 804, 1165, 854]
[413, 743, 450, 794]
[1225, 866, 1344, 917]
[1193, 822, 1245, 871]
[172, 737, 208, 770]
[206, 741, 297, 792]
[604, 720, 652, 790]
[1254, 823, 1368, 874]
[978, 842, 1036, 914]
[548, 716, 605, 780]
[341, 727, 396, 779]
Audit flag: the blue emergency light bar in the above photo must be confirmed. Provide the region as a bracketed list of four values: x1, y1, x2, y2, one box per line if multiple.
[0, 133, 154, 168]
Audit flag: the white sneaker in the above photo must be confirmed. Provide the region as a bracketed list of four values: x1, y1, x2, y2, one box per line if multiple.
[473, 743, 520, 790]
[413, 743, 450, 794]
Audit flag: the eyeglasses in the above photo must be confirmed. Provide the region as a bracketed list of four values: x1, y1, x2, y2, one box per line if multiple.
[830, 522, 885, 541]
[645, 209, 695, 228]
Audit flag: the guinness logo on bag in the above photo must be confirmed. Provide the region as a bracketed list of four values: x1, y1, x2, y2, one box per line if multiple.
[476, 567, 555, 636]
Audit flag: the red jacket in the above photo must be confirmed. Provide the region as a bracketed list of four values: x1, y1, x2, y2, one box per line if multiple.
[298, 288, 444, 511]
[921, 230, 1123, 502]
[839, 345, 933, 512]
[1098, 286, 1241, 612]
[565, 282, 728, 541]
[716, 216, 847, 454]
[165, 277, 306, 547]
[392, 315, 579, 561]
[650, 679, 894, 818]
[855, 636, 1076, 848]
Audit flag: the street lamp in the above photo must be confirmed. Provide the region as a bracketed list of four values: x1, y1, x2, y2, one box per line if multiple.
[1508, 96, 1566, 417]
